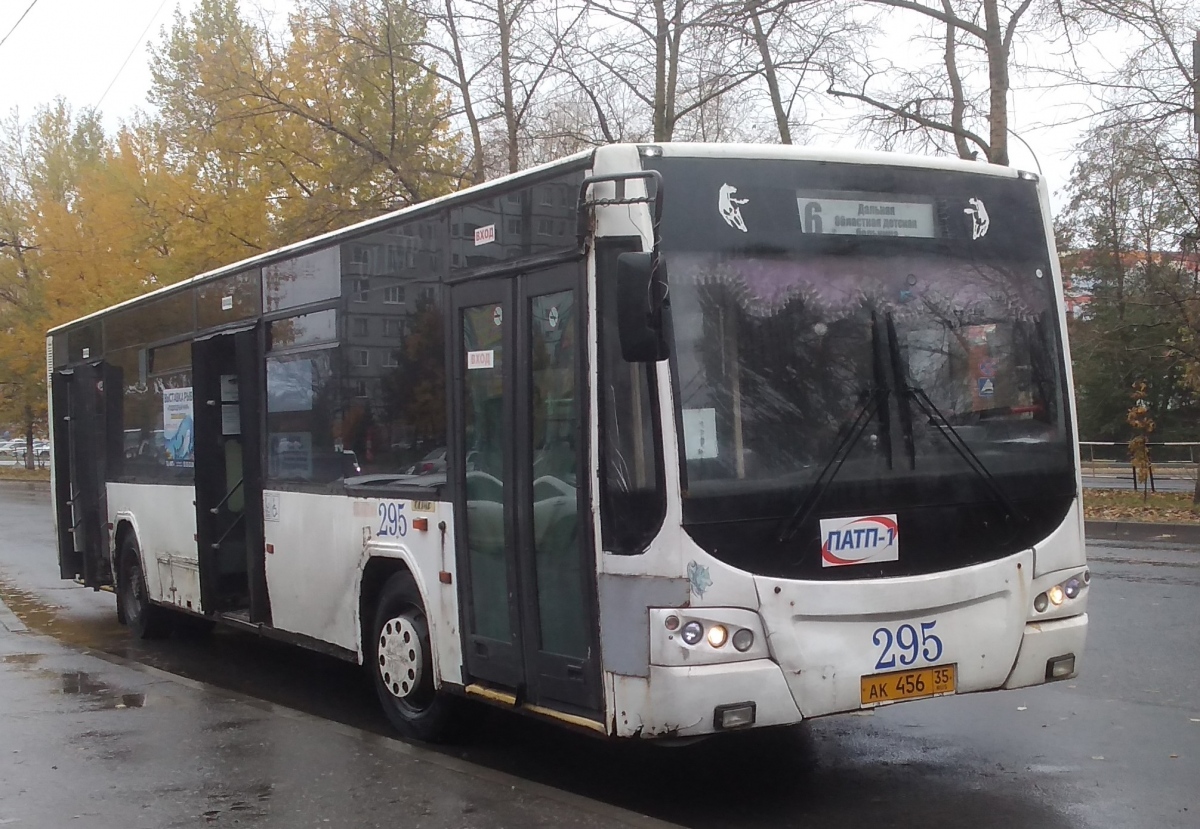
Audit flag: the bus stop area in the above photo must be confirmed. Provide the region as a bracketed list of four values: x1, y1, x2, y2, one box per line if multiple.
[0, 596, 672, 829]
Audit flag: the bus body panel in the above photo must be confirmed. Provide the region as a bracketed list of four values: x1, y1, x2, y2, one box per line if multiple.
[1032, 492, 1088, 578]
[611, 662, 800, 738]
[261, 490, 462, 684]
[1002, 613, 1087, 690]
[756, 550, 1035, 718]
[109, 483, 200, 611]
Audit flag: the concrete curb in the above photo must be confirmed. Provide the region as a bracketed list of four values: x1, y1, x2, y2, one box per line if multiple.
[1085, 520, 1200, 545]
[0, 593, 28, 633]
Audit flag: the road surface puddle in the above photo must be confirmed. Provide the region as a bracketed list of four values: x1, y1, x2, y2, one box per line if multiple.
[60, 670, 147, 709]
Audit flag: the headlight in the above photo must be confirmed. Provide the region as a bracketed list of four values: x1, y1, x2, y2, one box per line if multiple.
[706, 624, 728, 648]
[1034, 592, 1049, 613]
[1063, 577, 1082, 599]
[732, 628, 754, 652]
[681, 621, 704, 646]
[1048, 585, 1065, 606]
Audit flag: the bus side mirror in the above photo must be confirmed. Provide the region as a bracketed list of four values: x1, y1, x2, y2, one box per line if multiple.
[616, 252, 670, 363]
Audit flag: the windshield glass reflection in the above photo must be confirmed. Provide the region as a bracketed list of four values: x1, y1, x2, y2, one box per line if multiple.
[671, 251, 1068, 496]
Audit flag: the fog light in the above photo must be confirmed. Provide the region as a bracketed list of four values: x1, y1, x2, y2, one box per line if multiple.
[1034, 592, 1049, 613]
[681, 621, 704, 646]
[1048, 585, 1065, 606]
[1046, 654, 1075, 680]
[1082, 569, 1091, 584]
[713, 702, 756, 730]
[1063, 577, 1082, 599]
[732, 628, 754, 652]
[706, 624, 728, 648]
[664, 615, 680, 631]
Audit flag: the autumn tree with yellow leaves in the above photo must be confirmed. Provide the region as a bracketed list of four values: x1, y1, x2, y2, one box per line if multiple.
[0, 0, 462, 453]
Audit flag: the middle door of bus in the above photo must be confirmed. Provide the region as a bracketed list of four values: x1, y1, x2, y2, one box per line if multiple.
[452, 261, 601, 716]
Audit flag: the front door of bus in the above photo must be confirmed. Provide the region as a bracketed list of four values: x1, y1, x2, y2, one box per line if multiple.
[453, 262, 601, 716]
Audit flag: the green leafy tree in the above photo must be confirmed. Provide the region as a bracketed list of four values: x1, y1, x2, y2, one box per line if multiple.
[1058, 121, 1199, 445]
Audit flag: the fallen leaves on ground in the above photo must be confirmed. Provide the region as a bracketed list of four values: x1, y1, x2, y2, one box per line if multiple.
[1084, 489, 1200, 524]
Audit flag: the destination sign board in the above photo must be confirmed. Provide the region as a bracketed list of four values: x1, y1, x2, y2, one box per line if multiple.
[796, 193, 937, 238]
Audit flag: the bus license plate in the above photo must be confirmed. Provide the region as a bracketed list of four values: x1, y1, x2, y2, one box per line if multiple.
[860, 664, 957, 707]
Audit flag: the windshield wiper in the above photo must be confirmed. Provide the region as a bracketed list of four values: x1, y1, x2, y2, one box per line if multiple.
[885, 314, 916, 470]
[884, 313, 1030, 537]
[777, 314, 892, 543]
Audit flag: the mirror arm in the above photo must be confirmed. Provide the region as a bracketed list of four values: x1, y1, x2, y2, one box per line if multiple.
[577, 170, 667, 322]
[576, 170, 664, 257]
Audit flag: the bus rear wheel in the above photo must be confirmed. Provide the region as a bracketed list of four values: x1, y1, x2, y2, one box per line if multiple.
[118, 535, 172, 640]
[371, 571, 455, 741]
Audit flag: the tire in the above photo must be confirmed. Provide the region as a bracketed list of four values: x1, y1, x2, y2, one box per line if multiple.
[118, 535, 173, 640]
[370, 571, 458, 741]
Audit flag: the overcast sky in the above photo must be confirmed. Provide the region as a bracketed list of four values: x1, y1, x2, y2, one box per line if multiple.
[0, 0, 1106, 213]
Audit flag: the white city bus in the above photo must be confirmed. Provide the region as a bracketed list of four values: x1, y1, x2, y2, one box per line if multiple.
[48, 143, 1088, 741]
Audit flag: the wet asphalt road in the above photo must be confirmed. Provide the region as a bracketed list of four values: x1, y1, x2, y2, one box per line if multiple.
[1, 481, 1198, 828]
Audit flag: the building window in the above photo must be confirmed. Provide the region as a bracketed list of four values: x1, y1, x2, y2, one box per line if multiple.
[382, 350, 399, 368]
[355, 349, 369, 367]
[354, 380, 368, 397]
[352, 317, 368, 337]
[384, 318, 405, 338]
[538, 218, 553, 236]
[384, 286, 404, 304]
[507, 218, 523, 235]
[353, 278, 370, 302]
[541, 186, 555, 206]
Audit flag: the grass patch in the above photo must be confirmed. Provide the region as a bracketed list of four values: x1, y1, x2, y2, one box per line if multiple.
[1083, 488, 1200, 524]
[0, 466, 50, 482]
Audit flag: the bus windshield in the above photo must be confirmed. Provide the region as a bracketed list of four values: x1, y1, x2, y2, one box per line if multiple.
[672, 252, 1066, 484]
[647, 156, 1075, 579]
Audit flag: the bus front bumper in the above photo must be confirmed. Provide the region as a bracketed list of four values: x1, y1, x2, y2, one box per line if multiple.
[1002, 612, 1088, 689]
[612, 660, 801, 738]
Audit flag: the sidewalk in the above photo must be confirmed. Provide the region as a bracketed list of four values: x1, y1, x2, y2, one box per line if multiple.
[0, 598, 675, 829]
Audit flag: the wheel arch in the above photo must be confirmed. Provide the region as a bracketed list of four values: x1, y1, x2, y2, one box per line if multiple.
[357, 549, 445, 687]
[113, 514, 139, 558]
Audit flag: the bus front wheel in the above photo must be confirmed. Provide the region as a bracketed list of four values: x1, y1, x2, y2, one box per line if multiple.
[118, 535, 172, 640]
[370, 571, 456, 741]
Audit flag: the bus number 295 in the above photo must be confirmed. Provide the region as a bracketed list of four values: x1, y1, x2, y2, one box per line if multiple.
[377, 502, 408, 537]
[872, 620, 943, 670]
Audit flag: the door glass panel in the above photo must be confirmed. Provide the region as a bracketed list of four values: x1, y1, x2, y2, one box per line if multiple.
[462, 303, 510, 641]
[529, 289, 587, 658]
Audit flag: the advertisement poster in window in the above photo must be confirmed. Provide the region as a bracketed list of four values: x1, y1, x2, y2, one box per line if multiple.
[270, 432, 313, 479]
[163, 387, 195, 467]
